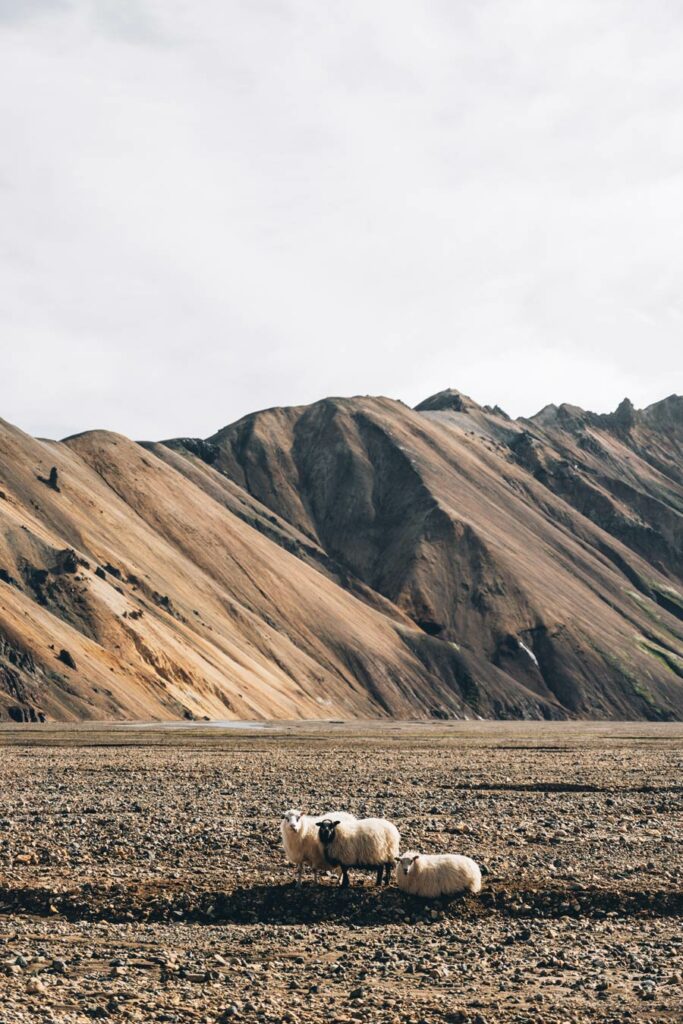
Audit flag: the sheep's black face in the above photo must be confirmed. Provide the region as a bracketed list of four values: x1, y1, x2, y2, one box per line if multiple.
[316, 819, 339, 845]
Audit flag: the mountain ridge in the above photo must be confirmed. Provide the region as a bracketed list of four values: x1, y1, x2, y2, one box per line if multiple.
[1, 390, 682, 722]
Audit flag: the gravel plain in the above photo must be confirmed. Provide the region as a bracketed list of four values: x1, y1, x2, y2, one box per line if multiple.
[0, 720, 681, 1024]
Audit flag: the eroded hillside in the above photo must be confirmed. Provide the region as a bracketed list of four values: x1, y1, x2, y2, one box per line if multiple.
[167, 391, 683, 721]
[1, 389, 682, 721]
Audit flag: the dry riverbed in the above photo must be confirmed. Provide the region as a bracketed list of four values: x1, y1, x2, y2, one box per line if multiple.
[0, 721, 681, 1023]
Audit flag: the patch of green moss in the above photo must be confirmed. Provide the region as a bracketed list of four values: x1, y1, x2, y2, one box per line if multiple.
[625, 589, 663, 624]
[652, 581, 683, 606]
[632, 679, 659, 705]
[595, 641, 666, 712]
[598, 644, 635, 676]
[649, 581, 683, 618]
[584, 636, 670, 716]
[636, 635, 683, 679]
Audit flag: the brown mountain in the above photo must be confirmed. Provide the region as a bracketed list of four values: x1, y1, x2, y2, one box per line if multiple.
[1, 390, 682, 722]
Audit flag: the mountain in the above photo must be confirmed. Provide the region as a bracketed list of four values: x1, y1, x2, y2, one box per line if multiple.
[1, 390, 682, 722]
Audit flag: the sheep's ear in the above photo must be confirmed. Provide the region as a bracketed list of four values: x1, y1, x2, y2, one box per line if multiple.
[315, 821, 324, 828]
[411, 854, 420, 862]
[395, 856, 401, 863]
[331, 820, 340, 827]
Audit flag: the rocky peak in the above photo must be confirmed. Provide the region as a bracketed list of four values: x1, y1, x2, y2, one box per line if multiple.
[415, 388, 479, 414]
[612, 397, 637, 430]
[642, 394, 683, 432]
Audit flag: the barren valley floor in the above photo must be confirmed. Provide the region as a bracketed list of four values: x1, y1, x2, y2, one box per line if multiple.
[0, 721, 681, 1023]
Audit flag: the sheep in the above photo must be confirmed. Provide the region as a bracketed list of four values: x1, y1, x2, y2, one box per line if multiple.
[396, 850, 482, 899]
[316, 816, 400, 888]
[280, 808, 356, 886]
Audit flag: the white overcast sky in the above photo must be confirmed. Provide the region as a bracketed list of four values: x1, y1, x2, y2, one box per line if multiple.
[1, 0, 682, 440]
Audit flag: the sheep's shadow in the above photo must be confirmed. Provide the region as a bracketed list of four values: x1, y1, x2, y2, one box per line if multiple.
[0, 878, 471, 927]
[208, 881, 469, 925]
[3, 879, 676, 927]
[202, 881, 682, 926]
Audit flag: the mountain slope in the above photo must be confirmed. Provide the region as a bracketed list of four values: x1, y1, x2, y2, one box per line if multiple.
[1, 388, 682, 723]
[0, 416, 557, 723]
[167, 391, 683, 720]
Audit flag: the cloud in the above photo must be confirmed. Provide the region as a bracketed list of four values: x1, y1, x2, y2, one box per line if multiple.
[0, 0, 71, 25]
[1, 0, 682, 439]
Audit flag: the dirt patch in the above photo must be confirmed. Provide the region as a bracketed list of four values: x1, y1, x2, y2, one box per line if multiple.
[0, 722, 680, 1023]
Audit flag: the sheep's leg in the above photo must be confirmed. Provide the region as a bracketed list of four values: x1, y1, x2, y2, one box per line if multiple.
[375, 866, 383, 886]
[383, 862, 393, 885]
[340, 867, 350, 889]
[295, 863, 303, 888]
[313, 870, 319, 885]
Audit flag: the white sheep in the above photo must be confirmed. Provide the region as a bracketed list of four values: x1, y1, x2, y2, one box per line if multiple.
[280, 808, 355, 886]
[316, 817, 400, 888]
[396, 850, 482, 898]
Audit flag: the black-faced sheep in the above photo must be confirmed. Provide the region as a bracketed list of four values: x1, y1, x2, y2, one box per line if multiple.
[316, 816, 400, 888]
[280, 808, 355, 886]
[396, 850, 482, 898]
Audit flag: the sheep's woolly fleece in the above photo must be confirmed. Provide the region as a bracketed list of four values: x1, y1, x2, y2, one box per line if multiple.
[280, 810, 355, 873]
[396, 851, 482, 898]
[320, 817, 400, 868]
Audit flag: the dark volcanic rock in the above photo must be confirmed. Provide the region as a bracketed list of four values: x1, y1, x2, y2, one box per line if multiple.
[57, 649, 77, 670]
[37, 466, 60, 491]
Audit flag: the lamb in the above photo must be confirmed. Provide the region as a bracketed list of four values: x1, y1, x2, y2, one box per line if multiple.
[280, 808, 355, 886]
[396, 850, 482, 898]
[316, 816, 400, 888]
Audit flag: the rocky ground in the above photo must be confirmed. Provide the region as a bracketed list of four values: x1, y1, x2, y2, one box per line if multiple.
[0, 720, 681, 1023]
